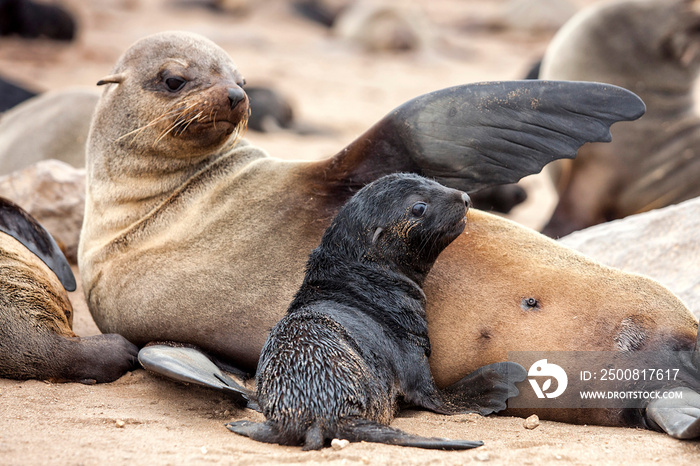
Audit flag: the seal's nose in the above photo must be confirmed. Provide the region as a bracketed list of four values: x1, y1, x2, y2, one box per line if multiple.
[228, 87, 246, 109]
[462, 192, 471, 208]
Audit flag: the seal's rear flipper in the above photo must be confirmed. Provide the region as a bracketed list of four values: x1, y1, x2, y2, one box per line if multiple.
[227, 418, 483, 451]
[320, 81, 645, 194]
[441, 362, 527, 415]
[138, 345, 256, 408]
[226, 420, 291, 445]
[338, 419, 483, 450]
[0, 197, 76, 291]
[646, 388, 700, 439]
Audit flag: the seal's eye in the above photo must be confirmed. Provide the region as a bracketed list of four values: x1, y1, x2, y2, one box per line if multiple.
[165, 77, 187, 92]
[411, 202, 427, 217]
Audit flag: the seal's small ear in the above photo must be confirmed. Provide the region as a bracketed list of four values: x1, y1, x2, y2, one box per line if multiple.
[96, 74, 125, 86]
[372, 227, 384, 244]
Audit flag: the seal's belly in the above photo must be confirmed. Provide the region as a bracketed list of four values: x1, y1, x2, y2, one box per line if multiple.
[86, 186, 330, 370]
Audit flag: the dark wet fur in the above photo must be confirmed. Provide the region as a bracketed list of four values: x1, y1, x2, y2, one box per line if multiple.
[227, 174, 518, 450]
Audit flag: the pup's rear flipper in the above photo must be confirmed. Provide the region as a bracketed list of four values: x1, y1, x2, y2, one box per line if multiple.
[646, 387, 700, 439]
[442, 362, 527, 415]
[340, 419, 483, 450]
[138, 344, 254, 408]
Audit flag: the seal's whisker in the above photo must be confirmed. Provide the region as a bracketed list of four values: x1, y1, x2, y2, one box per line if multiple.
[155, 118, 187, 144]
[151, 102, 205, 145]
[179, 111, 204, 133]
[116, 102, 199, 143]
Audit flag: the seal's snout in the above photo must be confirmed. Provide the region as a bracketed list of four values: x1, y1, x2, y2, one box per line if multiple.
[461, 192, 471, 209]
[228, 87, 246, 109]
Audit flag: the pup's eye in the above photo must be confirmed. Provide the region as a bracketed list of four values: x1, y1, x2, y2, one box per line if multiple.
[411, 202, 427, 217]
[165, 77, 187, 92]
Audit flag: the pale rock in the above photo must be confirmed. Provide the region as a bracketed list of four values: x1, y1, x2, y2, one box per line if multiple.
[331, 438, 350, 450]
[0, 160, 85, 263]
[523, 414, 540, 430]
[559, 197, 700, 318]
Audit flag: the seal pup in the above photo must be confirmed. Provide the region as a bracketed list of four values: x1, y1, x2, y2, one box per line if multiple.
[0, 197, 138, 383]
[226, 173, 523, 450]
[82, 32, 682, 433]
[540, 0, 700, 237]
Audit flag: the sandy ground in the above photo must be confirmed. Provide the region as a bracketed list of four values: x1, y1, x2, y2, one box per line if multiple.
[1, 0, 699, 464]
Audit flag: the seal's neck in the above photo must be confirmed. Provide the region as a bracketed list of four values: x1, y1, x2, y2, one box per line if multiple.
[83, 137, 263, 241]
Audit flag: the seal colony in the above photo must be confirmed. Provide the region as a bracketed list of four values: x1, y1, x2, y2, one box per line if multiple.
[0, 197, 137, 383]
[80, 31, 700, 438]
[540, 0, 700, 237]
[228, 174, 525, 450]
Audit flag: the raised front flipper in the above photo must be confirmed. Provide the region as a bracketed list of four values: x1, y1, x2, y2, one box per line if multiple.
[646, 387, 700, 439]
[321, 81, 645, 193]
[0, 197, 75, 291]
[138, 344, 254, 408]
[442, 361, 527, 415]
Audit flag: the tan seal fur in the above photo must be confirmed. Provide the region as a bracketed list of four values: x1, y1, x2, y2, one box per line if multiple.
[80, 31, 698, 429]
[0, 199, 137, 383]
[540, 0, 700, 236]
[0, 88, 99, 175]
[425, 209, 698, 426]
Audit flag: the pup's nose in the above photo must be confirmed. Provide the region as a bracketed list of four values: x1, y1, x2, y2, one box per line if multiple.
[228, 87, 246, 109]
[462, 192, 471, 208]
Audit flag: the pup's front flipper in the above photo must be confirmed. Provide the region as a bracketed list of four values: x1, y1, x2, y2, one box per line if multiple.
[138, 344, 255, 408]
[646, 387, 700, 439]
[442, 362, 527, 415]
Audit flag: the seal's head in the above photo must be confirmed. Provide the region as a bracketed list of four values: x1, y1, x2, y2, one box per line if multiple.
[542, 0, 700, 91]
[94, 31, 249, 158]
[319, 173, 470, 283]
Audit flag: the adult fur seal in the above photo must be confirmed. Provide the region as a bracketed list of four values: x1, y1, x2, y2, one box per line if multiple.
[540, 0, 700, 237]
[81, 31, 644, 365]
[81, 32, 700, 438]
[0, 197, 137, 383]
[0, 88, 99, 176]
[423, 209, 699, 438]
[227, 173, 523, 450]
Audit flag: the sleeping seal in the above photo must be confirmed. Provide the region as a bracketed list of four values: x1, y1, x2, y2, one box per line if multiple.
[0, 197, 137, 383]
[227, 173, 523, 450]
